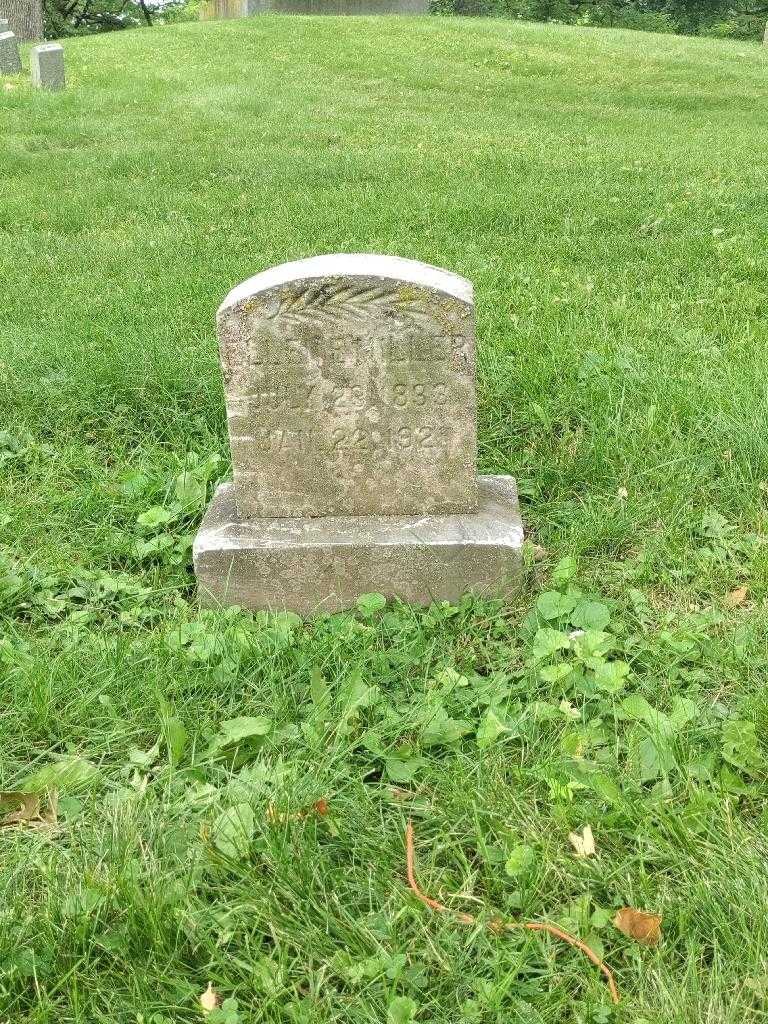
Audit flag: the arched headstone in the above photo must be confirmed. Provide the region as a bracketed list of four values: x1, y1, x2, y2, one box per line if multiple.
[217, 254, 477, 518]
[195, 254, 523, 613]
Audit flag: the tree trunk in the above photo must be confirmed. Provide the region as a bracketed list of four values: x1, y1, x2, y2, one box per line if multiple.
[0, 0, 44, 40]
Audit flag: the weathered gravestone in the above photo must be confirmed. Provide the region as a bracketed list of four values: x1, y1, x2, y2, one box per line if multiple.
[194, 254, 523, 613]
[219, 254, 476, 518]
[0, 31, 21, 74]
[30, 43, 65, 90]
[0, 18, 8, 31]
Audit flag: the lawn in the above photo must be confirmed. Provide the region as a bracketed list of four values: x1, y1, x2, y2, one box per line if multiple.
[1, 12, 768, 1023]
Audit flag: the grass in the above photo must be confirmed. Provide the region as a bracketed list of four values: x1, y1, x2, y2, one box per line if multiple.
[1, 12, 768, 1023]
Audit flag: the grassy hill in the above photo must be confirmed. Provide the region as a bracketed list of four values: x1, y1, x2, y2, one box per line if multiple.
[1, 16, 768, 1023]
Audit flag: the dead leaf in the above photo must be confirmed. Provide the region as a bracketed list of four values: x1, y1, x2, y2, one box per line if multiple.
[568, 825, 596, 858]
[617, 487, 629, 500]
[0, 791, 40, 826]
[388, 786, 415, 802]
[613, 907, 662, 946]
[725, 586, 748, 608]
[0, 790, 35, 808]
[200, 982, 220, 1014]
[532, 544, 548, 561]
[0, 789, 59, 828]
[0, 791, 29, 807]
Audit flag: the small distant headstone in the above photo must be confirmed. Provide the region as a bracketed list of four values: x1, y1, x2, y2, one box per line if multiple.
[0, 31, 21, 75]
[764, 20, 768, 45]
[30, 43, 65, 90]
[194, 254, 523, 614]
[0, 18, 9, 31]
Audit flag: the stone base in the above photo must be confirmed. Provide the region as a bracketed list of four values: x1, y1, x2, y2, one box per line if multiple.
[193, 476, 524, 615]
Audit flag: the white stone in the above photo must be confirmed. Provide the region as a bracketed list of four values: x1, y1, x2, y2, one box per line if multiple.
[31, 43, 65, 91]
[194, 476, 524, 614]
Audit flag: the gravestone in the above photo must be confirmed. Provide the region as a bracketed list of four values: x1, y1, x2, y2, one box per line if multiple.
[218, 254, 476, 518]
[30, 43, 65, 90]
[0, 31, 21, 74]
[764, 20, 768, 45]
[0, 18, 8, 31]
[194, 254, 523, 614]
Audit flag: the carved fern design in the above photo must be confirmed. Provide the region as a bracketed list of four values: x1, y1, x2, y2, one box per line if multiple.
[264, 280, 427, 326]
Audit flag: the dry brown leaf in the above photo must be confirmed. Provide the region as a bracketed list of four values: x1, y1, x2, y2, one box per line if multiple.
[725, 586, 748, 608]
[200, 982, 220, 1014]
[388, 786, 415, 802]
[0, 789, 59, 829]
[0, 791, 41, 827]
[568, 825, 596, 858]
[0, 791, 29, 806]
[613, 907, 662, 946]
[1, 791, 29, 805]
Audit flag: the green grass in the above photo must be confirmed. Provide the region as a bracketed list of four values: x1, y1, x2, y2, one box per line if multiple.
[2, 13, 768, 1023]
